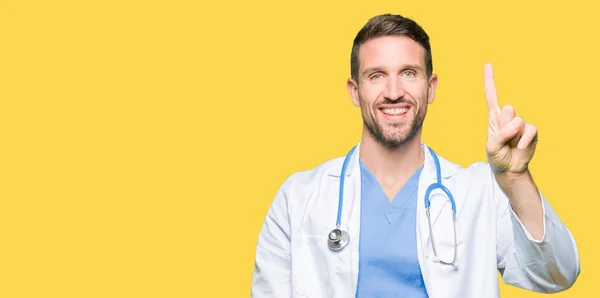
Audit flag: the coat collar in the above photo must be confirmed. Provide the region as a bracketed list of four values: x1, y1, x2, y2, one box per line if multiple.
[326, 142, 460, 179]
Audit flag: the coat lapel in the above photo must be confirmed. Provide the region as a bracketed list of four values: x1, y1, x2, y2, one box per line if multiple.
[347, 150, 362, 294]
[416, 143, 460, 259]
[326, 143, 363, 294]
[417, 145, 437, 259]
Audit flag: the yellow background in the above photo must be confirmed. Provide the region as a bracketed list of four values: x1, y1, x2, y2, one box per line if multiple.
[0, 0, 596, 297]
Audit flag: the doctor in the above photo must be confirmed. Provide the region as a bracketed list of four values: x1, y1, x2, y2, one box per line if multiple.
[251, 13, 580, 298]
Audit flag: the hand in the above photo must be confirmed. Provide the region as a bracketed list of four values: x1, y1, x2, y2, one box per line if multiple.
[484, 62, 538, 174]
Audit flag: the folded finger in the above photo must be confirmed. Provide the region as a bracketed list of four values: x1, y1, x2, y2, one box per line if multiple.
[490, 116, 525, 148]
[499, 105, 515, 129]
[517, 123, 538, 150]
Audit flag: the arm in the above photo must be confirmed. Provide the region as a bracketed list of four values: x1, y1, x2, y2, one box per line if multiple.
[482, 63, 579, 292]
[494, 169, 543, 240]
[251, 175, 294, 297]
[492, 166, 580, 293]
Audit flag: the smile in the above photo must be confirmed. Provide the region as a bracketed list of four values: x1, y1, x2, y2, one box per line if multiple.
[381, 107, 409, 115]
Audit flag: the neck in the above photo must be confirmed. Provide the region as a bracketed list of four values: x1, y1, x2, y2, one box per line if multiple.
[358, 127, 424, 187]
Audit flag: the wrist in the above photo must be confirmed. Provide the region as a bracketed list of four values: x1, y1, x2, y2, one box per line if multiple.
[494, 168, 531, 183]
[493, 168, 540, 211]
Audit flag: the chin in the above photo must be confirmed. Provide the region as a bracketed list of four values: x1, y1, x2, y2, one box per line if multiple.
[384, 129, 410, 141]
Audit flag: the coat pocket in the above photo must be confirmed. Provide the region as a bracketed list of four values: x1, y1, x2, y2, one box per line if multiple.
[291, 232, 336, 298]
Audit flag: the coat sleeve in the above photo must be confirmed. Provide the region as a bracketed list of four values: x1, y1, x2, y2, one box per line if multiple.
[251, 174, 294, 297]
[492, 164, 580, 293]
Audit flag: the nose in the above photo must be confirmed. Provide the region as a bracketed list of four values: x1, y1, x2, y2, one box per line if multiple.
[383, 76, 406, 101]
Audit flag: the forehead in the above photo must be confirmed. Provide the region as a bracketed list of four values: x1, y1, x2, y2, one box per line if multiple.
[358, 35, 426, 70]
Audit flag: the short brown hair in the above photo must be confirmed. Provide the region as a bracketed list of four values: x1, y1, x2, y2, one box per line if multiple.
[350, 14, 433, 81]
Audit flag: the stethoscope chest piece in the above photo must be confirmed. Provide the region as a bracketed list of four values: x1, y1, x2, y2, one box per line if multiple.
[327, 228, 349, 251]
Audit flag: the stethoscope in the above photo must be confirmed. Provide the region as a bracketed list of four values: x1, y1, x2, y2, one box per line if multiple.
[327, 145, 459, 268]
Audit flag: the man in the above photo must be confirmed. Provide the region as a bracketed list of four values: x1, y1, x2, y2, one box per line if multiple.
[251, 14, 580, 298]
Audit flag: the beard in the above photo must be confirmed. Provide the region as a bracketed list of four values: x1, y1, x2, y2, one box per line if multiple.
[361, 97, 427, 149]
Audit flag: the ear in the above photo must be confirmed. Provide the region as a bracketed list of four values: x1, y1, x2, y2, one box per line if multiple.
[427, 73, 438, 104]
[347, 78, 360, 107]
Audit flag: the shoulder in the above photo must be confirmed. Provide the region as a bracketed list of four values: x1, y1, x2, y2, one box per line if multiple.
[448, 160, 495, 184]
[433, 149, 493, 180]
[432, 149, 496, 189]
[281, 155, 346, 191]
[461, 161, 495, 178]
[439, 154, 501, 201]
[268, 155, 345, 224]
[432, 153, 508, 214]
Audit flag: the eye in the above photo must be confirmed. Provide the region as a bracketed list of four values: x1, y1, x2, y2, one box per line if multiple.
[402, 71, 416, 77]
[370, 73, 384, 81]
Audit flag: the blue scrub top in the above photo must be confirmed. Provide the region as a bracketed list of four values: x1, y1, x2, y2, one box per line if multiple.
[355, 161, 428, 298]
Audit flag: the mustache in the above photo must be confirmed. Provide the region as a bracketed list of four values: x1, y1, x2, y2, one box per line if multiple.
[375, 98, 414, 107]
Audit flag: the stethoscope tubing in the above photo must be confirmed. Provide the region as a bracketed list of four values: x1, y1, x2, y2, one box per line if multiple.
[328, 145, 458, 267]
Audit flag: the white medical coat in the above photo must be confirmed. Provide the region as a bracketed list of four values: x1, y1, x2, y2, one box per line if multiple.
[251, 143, 580, 298]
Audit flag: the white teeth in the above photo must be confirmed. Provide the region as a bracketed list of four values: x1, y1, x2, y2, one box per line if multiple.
[382, 108, 408, 115]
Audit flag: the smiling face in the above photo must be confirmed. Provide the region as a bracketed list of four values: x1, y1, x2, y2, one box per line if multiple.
[347, 35, 438, 149]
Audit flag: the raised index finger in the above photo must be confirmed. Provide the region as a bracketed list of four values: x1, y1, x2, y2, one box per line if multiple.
[484, 62, 500, 113]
